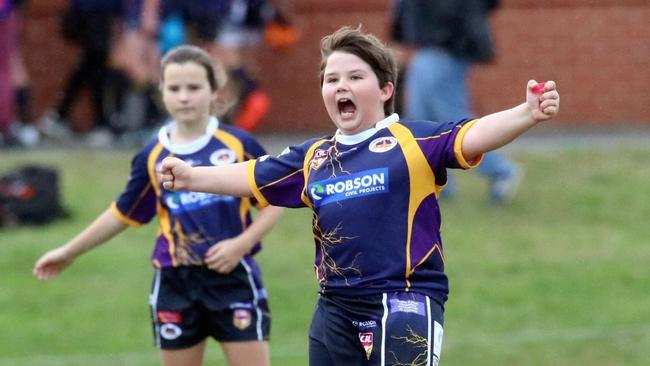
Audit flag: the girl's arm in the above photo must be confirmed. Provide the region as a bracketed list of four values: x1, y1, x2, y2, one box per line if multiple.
[462, 80, 560, 160]
[205, 205, 284, 273]
[33, 208, 128, 280]
[235, 205, 284, 248]
[160, 158, 253, 197]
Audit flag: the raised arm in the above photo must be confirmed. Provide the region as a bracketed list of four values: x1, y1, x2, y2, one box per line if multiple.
[462, 80, 560, 161]
[160, 157, 253, 197]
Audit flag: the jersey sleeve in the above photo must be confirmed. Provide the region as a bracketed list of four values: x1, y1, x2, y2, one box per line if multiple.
[112, 145, 158, 226]
[248, 139, 320, 208]
[224, 126, 269, 208]
[402, 119, 483, 188]
[409, 119, 483, 170]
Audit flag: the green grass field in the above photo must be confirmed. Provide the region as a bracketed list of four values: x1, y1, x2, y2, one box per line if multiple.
[1, 140, 649, 365]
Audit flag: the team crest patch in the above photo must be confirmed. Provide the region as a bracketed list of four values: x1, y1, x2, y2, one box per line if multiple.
[233, 309, 252, 330]
[210, 149, 237, 166]
[160, 323, 182, 340]
[358, 332, 374, 360]
[309, 149, 328, 170]
[369, 137, 397, 153]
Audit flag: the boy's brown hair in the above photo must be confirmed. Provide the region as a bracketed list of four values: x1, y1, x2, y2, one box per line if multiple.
[319, 26, 398, 116]
[160, 45, 227, 91]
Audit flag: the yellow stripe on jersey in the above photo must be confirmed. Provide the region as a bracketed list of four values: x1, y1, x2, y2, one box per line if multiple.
[239, 195, 252, 230]
[453, 119, 483, 168]
[389, 123, 438, 290]
[110, 202, 143, 227]
[214, 129, 252, 229]
[248, 160, 270, 207]
[409, 243, 445, 276]
[148, 143, 165, 198]
[148, 143, 177, 266]
[215, 129, 245, 160]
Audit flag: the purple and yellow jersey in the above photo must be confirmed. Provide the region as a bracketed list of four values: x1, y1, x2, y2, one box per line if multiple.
[249, 114, 481, 304]
[112, 117, 266, 268]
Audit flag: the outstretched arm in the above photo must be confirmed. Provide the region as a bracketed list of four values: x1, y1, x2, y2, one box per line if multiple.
[462, 80, 560, 160]
[160, 157, 253, 197]
[33, 208, 128, 280]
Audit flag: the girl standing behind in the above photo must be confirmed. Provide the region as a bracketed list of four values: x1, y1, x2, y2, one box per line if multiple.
[34, 45, 282, 366]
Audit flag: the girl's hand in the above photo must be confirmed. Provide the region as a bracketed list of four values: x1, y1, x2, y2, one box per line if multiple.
[204, 237, 251, 274]
[526, 80, 560, 122]
[33, 247, 75, 281]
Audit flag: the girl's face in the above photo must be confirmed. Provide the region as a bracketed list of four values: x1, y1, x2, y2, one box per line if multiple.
[321, 51, 393, 135]
[161, 61, 216, 125]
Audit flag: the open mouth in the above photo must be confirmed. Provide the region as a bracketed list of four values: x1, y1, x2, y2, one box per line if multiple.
[337, 99, 356, 119]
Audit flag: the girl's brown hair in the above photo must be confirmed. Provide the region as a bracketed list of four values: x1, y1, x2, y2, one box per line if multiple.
[319, 26, 398, 116]
[160, 45, 226, 91]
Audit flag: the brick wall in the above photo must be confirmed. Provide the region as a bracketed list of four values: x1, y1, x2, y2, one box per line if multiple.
[21, 0, 650, 132]
[481, 0, 650, 128]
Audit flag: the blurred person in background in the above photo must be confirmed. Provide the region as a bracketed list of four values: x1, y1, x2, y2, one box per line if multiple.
[119, 0, 233, 139]
[391, 0, 522, 205]
[34, 45, 282, 366]
[7, 0, 40, 148]
[149, 0, 297, 132]
[213, 0, 297, 132]
[0, 0, 17, 147]
[38, 0, 144, 147]
[76, 0, 279, 149]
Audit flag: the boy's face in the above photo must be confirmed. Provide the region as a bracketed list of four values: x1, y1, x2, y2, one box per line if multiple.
[321, 51, 393, 135]
[162, 62, 216, 125]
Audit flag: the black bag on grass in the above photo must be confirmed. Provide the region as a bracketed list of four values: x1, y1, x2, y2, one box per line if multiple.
[0, 165, 67, 226]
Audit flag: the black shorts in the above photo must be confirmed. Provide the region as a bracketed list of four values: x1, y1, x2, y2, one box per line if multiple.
[149, 263, 270, 349]
[309, 292, 444, 366]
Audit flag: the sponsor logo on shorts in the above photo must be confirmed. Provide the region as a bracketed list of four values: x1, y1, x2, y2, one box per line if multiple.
[369, 136, 397, 153]
[233, 309, 252, 330]
[358, 332, 374, 360]
[157, 310, 182, 323]
[160, 323, 182, 340]
[308, 168, 389, 207]
[352, 320, 377, 330]
[389, 299, 425, 316]
[209, 149, 237, 166]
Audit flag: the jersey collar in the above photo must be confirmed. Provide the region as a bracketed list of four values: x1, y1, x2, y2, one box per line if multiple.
[158, 116, 219, 155]
[334, 113, 399, 145]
